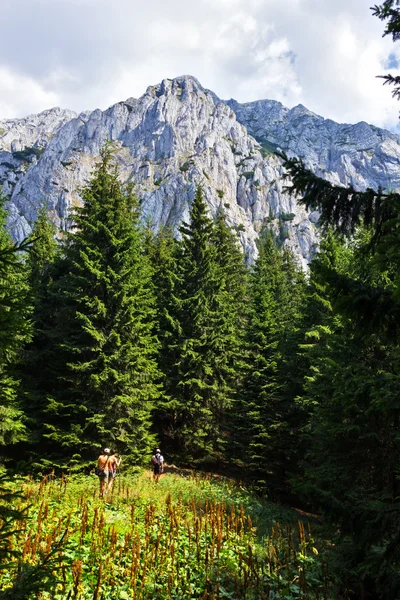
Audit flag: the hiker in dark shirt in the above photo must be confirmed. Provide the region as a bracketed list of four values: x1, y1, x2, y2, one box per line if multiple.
[152, 448, 164, 483]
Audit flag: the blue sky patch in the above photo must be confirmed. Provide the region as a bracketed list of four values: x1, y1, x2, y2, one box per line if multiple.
[385, 53, 399, 70]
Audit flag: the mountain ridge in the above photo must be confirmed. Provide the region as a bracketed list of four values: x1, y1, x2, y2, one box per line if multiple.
[1, 74, 399, 266]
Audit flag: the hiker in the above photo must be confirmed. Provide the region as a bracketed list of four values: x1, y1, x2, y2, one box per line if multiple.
[107, 450, 122, 494]
[96, 448, 111, 498]
[152, 448, 164, 483]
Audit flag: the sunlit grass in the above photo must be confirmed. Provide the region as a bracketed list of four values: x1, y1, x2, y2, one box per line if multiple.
[0, 470, 333, 599]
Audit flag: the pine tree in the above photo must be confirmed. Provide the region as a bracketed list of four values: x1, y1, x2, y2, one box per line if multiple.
[0, 194, 32, 447]
[211, 207, 249, 447]
[295, 228, 400, 598]
[27, 206, 57, 287]
[212, 206, 248, 344]
[38, 148, 160, 466]
[21, 207, 59, 450]
[174, 186, 222, 460]
[276, 5, 400, 587]
[235, 229, 305, 489]
[144, 226, 182, 452]
[168, 187, 245, 462]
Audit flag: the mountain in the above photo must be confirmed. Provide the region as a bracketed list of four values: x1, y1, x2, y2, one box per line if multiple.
[227, 98, 400, 190]
[1, 75, 400, 267]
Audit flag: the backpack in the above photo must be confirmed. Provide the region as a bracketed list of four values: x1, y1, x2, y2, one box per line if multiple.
[152, 454, 161, 465]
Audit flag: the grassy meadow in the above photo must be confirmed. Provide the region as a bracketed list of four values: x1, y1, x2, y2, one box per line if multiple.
[0, 469, 333, 599]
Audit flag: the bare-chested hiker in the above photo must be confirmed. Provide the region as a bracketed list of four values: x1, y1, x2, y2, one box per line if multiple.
[96, 448, 111, 498]
[107, 450, 122, 495]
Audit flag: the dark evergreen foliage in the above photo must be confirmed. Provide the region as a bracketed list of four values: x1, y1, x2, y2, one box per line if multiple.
[174, 186, 229, 460]
[20, 208, 59, 450]
[270, 8, 400, 592]
[0, 195, 32, 447]
[34, 148, 160, 467]
[234, 229, 305, 490]
[373, 2, 400, 102]
[143, 226, 182, 452]
[373, 0, 400, 43]
[165, 188, 247, 463]
[295, 231, 400, 599]
[211, 206, 249, 454]
[279, 150, 396, 237]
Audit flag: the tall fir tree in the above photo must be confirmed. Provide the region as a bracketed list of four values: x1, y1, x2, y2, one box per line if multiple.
[20, 207, 59, 450]
[212, 206, 248, 346]
[276, 5, 400, 588]
[169, 187, 247, 462]
[144, 226, 182, 451]
[37, 148, 160, 467]
[174, 186, 222, 461]
[212, 206, 249, 450]
[294, 228, 400, 598]
[234, 229, 305, 490]
[27, 206, 57, 287]
[0, 194, 32, 447]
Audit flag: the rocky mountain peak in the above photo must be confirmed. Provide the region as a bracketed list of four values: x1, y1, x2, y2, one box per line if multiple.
[2, 75, 400, 268]
[0, 107, 77, 153]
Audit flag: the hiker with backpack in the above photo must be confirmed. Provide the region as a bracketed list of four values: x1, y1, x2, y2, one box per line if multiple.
[152, 448, 164, 483]
[95, 448, 112, 498]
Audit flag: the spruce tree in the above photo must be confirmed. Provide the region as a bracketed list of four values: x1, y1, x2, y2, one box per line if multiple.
[27, 206, 57, 287]
[0, 195, 32, 446]
[235, 230, 283, 481]
[276, 5, 400, 587]
[21, 207, 59, 450]
[295, 228, 400, 598]
[271, 245, 306, 480]
[170, 187, 246, 462]
[39, 148, 160, 466]
[174, 186, 221, 460]
[212, 206, 248, 348]
[144, 226, 182, 451]
[235, 229, 305, 489]
[212, 207, 248, 450]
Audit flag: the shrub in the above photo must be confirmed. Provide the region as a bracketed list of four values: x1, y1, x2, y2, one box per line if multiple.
[280, 212, 296, 222]
[259, 139, 279, 157]
[180, 162, 190, 173]
[12, 147, 43, 162]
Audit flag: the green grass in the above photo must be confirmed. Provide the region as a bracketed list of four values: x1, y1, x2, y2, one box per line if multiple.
[0, 471, 333, 599]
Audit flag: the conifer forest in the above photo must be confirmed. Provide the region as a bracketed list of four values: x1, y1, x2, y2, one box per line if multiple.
[1, 3, 400, 600]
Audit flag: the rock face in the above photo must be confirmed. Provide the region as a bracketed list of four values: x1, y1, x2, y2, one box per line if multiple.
[0, 107, 79, 240]
[227, 98, 400, 191]
[2, 75, 400, 267]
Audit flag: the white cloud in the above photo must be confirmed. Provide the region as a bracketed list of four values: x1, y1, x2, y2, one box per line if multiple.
[0, 67, 59, 119]
[0, 0, 399, 131]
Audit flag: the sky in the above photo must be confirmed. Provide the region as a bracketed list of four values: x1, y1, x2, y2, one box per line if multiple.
[1, 0, 400, 131]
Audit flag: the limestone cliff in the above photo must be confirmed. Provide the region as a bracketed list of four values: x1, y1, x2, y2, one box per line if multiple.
[2, 76, 399, 266]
